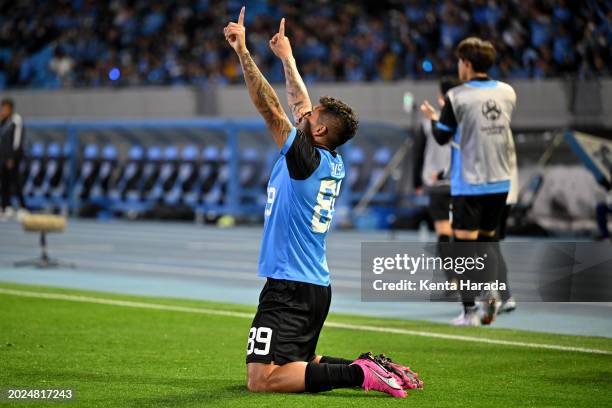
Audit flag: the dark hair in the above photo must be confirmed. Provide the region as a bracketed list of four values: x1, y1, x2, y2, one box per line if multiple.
[455, 37, 496, 73]
[439, 77, 462, 95]
[1, 98, 14, 109]
[318, 96, 359, 149]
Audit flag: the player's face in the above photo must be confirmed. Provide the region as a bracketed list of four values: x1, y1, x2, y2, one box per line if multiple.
[298, 106, 324, 142]
[299, 114, 313, 140]
[297, 110, 313, 139]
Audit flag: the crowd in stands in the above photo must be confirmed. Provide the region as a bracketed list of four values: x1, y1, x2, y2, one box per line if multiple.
[0, 0, 610, 89]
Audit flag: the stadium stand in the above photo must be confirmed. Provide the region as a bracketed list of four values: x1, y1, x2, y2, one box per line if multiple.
[0, 0, 610, 89]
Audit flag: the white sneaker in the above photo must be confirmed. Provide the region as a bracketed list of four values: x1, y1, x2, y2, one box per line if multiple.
[498, 297, 517, 314]
[452, 309, 481, 326]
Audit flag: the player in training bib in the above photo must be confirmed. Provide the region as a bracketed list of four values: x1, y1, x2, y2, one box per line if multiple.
[224, 7, 422, 398]
[421, 37, 518, 326]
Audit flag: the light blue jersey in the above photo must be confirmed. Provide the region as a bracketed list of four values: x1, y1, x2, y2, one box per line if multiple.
[258, 127, 345, 286]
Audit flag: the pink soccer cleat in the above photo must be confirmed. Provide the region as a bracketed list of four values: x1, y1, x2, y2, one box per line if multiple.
[375, 354, 424, 390]
[350, 352, 406, 398]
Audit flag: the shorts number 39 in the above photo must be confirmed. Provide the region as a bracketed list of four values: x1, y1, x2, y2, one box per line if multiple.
[246, 327, 272, 355]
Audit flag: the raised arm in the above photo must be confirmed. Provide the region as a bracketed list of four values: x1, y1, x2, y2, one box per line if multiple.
[224, 7, 292, 148]
[269, 18, 313, 123]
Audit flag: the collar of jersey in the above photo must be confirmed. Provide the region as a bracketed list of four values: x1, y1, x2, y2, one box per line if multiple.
[314, 143, 337, 157]
[465, 77, 497, 88]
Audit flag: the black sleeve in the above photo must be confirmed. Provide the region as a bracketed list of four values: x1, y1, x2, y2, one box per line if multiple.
[412, 124, 426, 189]
[285, 129, 321, 180]
[432, 95, 457, 145]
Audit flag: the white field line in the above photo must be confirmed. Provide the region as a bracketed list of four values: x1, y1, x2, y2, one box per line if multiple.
[1, 287, 611, 356]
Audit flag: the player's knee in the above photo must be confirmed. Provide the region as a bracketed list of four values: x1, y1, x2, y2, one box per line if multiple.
[247, 377, 277, 392]
[246, 378, 258, 392]
[246, 371, 271, 392]
[246, 375, 263, 392]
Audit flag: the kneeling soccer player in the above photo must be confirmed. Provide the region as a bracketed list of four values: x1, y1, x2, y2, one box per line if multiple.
[223, 8, 423, 397]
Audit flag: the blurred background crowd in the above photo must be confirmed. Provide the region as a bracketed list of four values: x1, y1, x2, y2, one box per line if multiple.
[0, 0, 611, 89]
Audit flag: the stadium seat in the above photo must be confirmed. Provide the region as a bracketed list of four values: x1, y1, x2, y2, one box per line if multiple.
[23, 142, 47, 209]
[26, 142, 69, 209]
[111, 145, 144, 201]
[148, 146, 179, 202]
[239, 147, 263, 208]
[239, 148, 260, 187]
[45, 142, 72, 210]
[108, 145, 145, 214]
[73, 144, 100, 201]
[140, 146, 162, 202]
[89, 144, 118, 205]
[200, 146, 222, 204]
[217, 146, 231, 204]
[32, 143, 62, 201]
[196, 145, 223, 217]
[111, 145, 162, 217]
[164, 145, 199, 207]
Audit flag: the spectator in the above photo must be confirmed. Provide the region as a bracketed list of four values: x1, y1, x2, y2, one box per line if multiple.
[0, 0, 609, 88]
[49, 46, 75, 85]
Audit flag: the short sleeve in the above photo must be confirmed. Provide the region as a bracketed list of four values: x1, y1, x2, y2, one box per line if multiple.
[280, 127, 298, 155]
[284, 128, 321, 180]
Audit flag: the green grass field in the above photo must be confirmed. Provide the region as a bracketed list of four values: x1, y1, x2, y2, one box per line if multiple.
[1, 282, 611, 408]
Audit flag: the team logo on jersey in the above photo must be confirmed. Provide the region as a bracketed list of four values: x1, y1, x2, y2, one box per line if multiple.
[481, 99, 502, 121]
[331, 162, 344, 178]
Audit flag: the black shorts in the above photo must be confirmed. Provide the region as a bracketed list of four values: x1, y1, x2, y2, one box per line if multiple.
[245, 278, 332, 365]
[452, 193, 508, 232]
[428, 189, 451, 221]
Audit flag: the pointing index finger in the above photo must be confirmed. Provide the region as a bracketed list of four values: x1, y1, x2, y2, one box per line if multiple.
[279, 17, 285, 36]
[238, 6, 245, 26]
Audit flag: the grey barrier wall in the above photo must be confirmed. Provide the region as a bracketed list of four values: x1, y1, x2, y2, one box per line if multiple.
[217, 79, 576, 129]
[1, 87, 198, 119]
[2, 79, 611, 129]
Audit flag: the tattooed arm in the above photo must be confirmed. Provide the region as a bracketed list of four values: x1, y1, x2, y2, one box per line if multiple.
[238, 50, 293, 147]
[269, 18, 313, 123]
[281, 56, 312, 123]
[224, 7, 292, 148]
